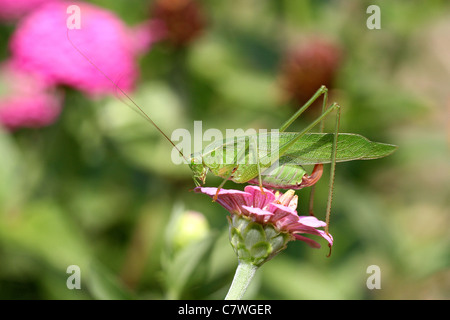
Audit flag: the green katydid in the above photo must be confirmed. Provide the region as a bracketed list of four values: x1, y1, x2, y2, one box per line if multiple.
[188, 85, 397, 192]
[186, 85, 396, 234]
[68, 32, 397, 235]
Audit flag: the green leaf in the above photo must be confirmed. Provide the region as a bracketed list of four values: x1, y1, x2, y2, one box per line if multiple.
[0, 128, 25, 211]
[0, 202, 91, 271]
[86, 262, 136, 300]
[164, 233, 217, 299]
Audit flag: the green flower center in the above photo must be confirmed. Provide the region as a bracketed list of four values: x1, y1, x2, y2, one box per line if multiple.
[228, 214, 294, 267]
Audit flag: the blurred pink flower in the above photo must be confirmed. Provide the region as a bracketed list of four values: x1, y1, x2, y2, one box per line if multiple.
[0, 0, 60, 21]
[195, 186, 333, 249]
[9, 2, 163, 96]
[0, 62, 62, 129]
[130, 20, 167, 55]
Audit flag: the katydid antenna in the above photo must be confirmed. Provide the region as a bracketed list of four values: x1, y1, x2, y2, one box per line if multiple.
[66, 29, 189, 163]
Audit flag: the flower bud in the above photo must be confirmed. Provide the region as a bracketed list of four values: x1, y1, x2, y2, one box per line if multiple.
[228, 214, 293, 267]
[173, 210, 209, 250]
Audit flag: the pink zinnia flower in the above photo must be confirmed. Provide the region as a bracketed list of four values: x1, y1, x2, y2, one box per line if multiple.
[0, 0, 60, 21]
[9, 2, 163, 96]
[0, 62, 62, 130]
[195, 186, 333, 249]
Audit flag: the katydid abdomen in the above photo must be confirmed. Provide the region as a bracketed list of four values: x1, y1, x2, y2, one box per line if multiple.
[208, 161, 323, 190]
[247, 164, 323, 190]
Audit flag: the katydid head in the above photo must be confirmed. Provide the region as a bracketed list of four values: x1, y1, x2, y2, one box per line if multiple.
[189, 156, 208, 187]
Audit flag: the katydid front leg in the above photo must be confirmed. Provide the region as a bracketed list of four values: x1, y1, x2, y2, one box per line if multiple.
[213, 165, 240, 201]
[212, 135, 262, 201]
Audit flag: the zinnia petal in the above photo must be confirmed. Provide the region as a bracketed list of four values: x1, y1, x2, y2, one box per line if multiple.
[316, 229, 334, 247]
[267, 202, 298, 221]
[244, 185, 275, 209]
[241, 205, 273, 224]
[287, 222, 328, 237]
[195, 186, 333, 251]
[293, 234, 322, 248]
[290, 225, 333, 247]
[297, 216, 327, 228]
[193, 187, 252, 214]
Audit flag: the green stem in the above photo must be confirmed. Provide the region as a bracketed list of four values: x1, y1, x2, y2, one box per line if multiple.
[225, 261, 258, 300]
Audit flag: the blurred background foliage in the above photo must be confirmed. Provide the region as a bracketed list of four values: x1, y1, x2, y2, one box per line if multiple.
[0, 0, 449, 299]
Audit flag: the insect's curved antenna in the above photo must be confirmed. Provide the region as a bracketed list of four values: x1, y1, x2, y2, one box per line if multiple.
[66, 29, 189, 164]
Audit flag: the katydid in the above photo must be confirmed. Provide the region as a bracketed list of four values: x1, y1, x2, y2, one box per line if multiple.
[187, 86, 396, 234]
[189, 86, 397, 190]
[68, 32, 397, 236]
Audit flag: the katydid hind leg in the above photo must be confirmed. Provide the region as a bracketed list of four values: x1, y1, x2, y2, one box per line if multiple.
[279, 85, 328, 132]
[308, 186, 316, 216]
[279, 97, 341, 242]
[253, 86, 330, 183]
[308, 91, 329, 216]
[285, 102, 340, 236]
[324, 104, 341, 236]
[275, 101, 340, 167]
